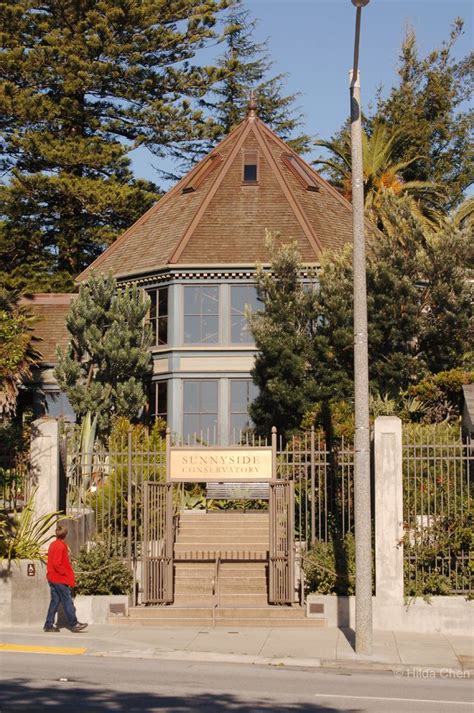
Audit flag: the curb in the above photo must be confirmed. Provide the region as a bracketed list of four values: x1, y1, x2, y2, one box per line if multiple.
[88, 647, 474, 677]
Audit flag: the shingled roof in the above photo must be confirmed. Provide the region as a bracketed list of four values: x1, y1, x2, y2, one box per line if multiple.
[21, 294, 75, 364]
[77, 107, 355, 282]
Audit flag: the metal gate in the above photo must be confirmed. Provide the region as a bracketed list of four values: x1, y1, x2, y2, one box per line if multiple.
[269, 480, 294, 604]
[142, 481, 174, 604]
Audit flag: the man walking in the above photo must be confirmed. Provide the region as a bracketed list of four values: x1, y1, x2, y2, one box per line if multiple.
[44, 525, 88, 633]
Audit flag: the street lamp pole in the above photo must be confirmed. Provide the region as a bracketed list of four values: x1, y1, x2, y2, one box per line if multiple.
[350, 0, 373, 656]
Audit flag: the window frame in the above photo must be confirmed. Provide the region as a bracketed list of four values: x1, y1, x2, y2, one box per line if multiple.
[182, 379, 219, 442]
[183, 285, 220, 345]
[242, 149, 259, 184]
[149, 380, 168, 423]
[148, 286, 169, 347]
[229, 283, 260, 345]
[229, 379, 258, 440]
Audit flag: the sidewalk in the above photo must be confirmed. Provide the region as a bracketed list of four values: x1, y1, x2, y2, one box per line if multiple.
[1, 624, 473, 675]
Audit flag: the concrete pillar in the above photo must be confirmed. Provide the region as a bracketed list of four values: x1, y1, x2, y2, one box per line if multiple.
[374, 416, 404, 600]
[30, 417, 61, 521]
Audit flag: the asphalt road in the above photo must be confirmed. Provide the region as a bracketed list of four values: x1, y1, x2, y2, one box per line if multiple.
[0, 652, 473, 713]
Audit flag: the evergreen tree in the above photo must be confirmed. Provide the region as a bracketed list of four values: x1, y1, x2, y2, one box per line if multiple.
[0, 0, 230, 291]
[249, 200, 472, 437]
[54, 274, 152, 434]
[170, 0, 311, 172]
[248, 236, 318, 439]
[377, 20, 473, 210]
[316, 20, 473, 213]
[214, 2, 310, 149]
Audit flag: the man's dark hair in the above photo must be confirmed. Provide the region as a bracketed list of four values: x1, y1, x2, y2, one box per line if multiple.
[55, 525, 68, 539]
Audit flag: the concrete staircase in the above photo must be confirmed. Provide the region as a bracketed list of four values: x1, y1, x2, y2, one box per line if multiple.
[114, 510, 325, 627]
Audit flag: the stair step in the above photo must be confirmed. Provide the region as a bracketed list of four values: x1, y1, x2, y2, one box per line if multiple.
[179, 510, 269, 526]
[174, 553, 268, 563]
[176, 536, 269, 545]
[178, 522, 269, 535]
[214, 618, 326, 628]
[173, 594, 269, 606]
[215, 606, 308, 619]
[129, 606, 214, 619]
[175, 543, 269, 552]
[110, 616, 325, 628]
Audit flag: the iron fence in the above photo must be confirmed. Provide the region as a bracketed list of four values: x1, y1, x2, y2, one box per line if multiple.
[0, 451, 32, 512]
[63, 431, 167, 560]
[403, 427, 473, 596]
[276, 429, 354, 546]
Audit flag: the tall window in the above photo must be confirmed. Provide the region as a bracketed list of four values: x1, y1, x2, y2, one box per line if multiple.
[149, 381, 168, 422]
[148, 287, 168, 346]
[184, 286, 219, 344]
[243, 150, 258, 183]
[230, 285, 261, 344]
[183, 380, 218, 442]
[230, 380, 258, 439]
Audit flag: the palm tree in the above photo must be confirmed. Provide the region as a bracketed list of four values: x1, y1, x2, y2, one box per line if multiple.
[313, 122, 444, 226]
[0, 290, 40, 416]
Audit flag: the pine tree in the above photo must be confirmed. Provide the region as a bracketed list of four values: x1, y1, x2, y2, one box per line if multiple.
[0, 0, 230, 291]
[54, 274, 152, 434]
[248, 236, 318, 439]
[316, 20, 473, 213]
[377, 20, 473, 210]
[172, 0, 311, 172]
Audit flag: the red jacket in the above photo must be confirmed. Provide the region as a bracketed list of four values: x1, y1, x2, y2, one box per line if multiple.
[46, 539, 75, 587]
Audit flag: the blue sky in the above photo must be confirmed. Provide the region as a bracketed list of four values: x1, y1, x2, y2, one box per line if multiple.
[130, 0, 473, 187]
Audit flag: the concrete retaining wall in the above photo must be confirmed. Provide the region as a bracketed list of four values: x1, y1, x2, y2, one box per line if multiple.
[307, 594, 474, 636]
[0, 560, 50, 626]
[0, 560, 128, 626]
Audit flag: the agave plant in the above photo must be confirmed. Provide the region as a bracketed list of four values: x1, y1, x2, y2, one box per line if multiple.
[0, 488, 66, 562]
[67, 410, 98, 502]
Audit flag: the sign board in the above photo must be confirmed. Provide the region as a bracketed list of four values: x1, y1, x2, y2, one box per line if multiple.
[168, 447, 273, 483]
[27, 563, 35, 577]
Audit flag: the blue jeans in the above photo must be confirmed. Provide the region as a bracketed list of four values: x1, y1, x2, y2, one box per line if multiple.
[45, 583, 78, 628]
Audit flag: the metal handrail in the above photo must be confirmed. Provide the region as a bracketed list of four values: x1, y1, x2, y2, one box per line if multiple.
[212, 556, 221, 626]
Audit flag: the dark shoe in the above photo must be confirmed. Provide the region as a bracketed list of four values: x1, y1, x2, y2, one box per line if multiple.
[70, 622, 88, 632]
[43, 625, 60, 632]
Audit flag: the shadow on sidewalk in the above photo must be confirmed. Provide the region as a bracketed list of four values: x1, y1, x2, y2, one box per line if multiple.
[1, 678, 362, 713]
[339, 627, 356, 650]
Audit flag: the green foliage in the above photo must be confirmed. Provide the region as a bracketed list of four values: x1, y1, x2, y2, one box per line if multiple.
[54, 274, 152, 435]
[318, 21, 473, 214]
[250, 200, 471, 437]
[210, 1, 310, 151]
[0, 290, 40, 416]
[376, 20, 473, 211]
[248, 234, 321, 440]
[0, 0, 232, 290]
[84, 418, 166, 547]
[74, 539, 132, 595]
[402, 422, 472, 597]
[403, 510, 473, 598]
[407, 369, 474, 423]
[303, 532, 356, 595]
[314, 121, 444, 225]
[0, 489, 65, 561]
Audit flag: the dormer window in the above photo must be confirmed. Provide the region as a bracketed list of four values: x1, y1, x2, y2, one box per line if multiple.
[282, 154, 320, 192]
[182, 153, 222, 193]
[243, 150, 258, 183]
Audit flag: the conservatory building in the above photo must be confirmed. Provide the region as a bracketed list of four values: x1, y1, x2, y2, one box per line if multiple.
[30, 104, 355, 443]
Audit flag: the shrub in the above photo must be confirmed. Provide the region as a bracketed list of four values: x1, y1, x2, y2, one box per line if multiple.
[0, 489, 64, 561]
[75, 539, 133, 595]
[407, 368, 473, 423]
[302, 532, 355, 595]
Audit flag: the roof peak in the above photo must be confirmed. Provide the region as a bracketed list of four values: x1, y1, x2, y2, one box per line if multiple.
[247, 91, 257, 119]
